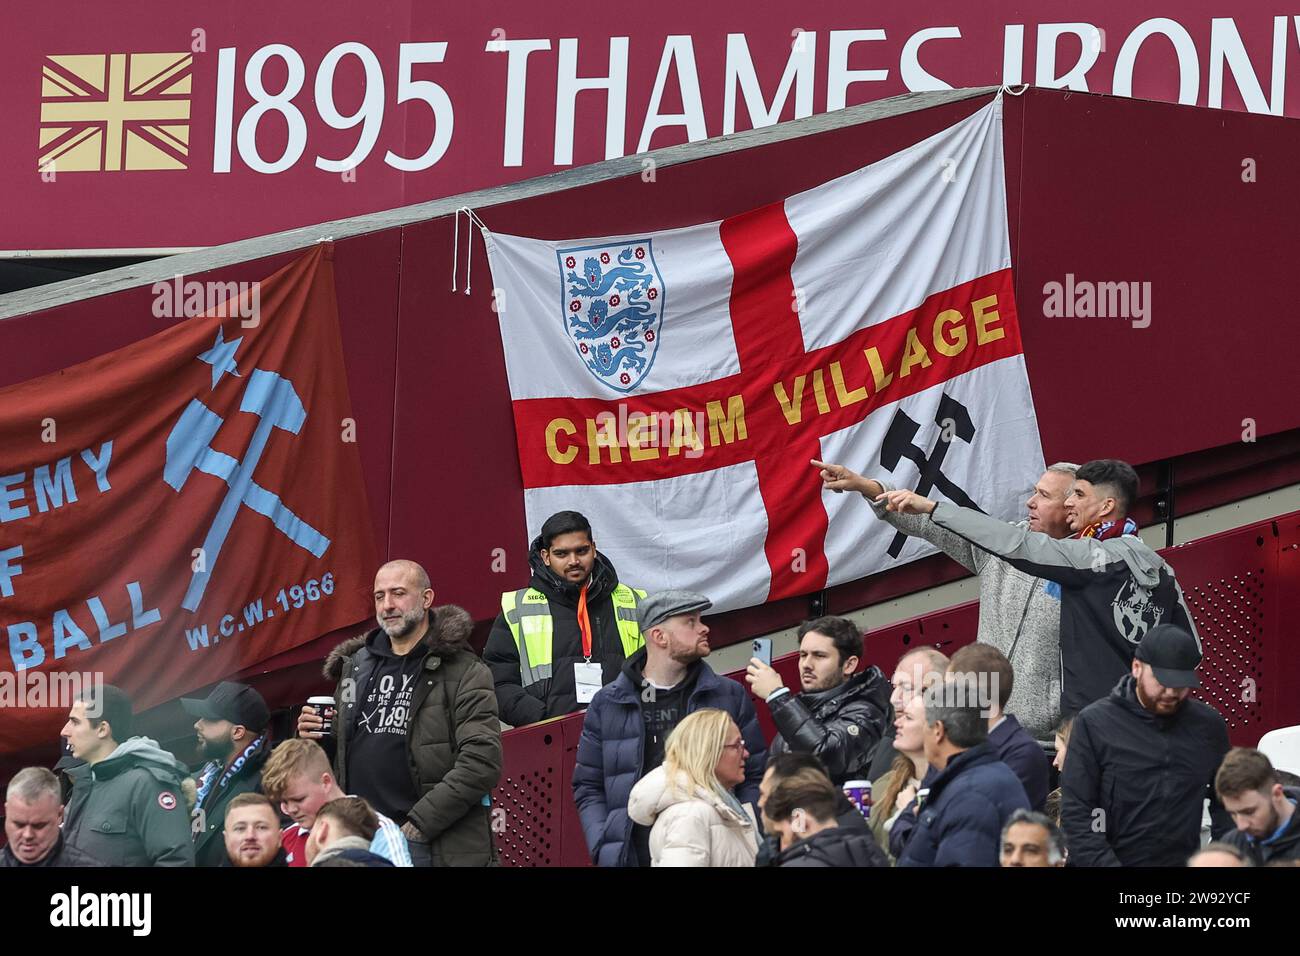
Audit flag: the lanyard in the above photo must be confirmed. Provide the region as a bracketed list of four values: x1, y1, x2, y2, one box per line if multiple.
[576, 585, 593, 660]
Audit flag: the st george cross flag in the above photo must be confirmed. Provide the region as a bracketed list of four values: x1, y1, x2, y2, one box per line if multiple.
[485, 97, 1044, 613]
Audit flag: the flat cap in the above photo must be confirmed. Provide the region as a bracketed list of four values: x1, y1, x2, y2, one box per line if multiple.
[637, 590, 712, 632]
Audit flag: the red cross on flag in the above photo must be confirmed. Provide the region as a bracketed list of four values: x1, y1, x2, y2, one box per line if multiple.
[485, 96, 1044, 613]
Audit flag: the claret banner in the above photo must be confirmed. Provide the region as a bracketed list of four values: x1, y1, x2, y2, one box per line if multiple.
[486, 97, 1045, 613]
[9, 3, 1300, 252]
[0, 246, 377, 753]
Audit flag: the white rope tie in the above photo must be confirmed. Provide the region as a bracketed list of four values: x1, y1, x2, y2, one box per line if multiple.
[451, 207, 492, 295]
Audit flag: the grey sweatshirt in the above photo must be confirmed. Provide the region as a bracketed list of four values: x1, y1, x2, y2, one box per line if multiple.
[868, 482, 1063, 741]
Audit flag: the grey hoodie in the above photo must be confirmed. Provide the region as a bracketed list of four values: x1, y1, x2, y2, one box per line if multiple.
[868, 483, 1063, 740]
[927, 502, 1199, 718]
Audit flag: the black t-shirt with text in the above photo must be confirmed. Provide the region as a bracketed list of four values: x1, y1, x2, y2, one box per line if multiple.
[346, 632, 426, 825]
[631, 666, 699, 866]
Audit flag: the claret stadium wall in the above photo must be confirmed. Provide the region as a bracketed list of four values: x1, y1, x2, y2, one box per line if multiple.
[1, 87, 1299, 812]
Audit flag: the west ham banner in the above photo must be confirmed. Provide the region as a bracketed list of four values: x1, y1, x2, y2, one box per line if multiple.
[485, 96, 1044, 613]
[0, 246, 377, 753]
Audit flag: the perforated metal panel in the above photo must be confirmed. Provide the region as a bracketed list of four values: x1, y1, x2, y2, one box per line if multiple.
[492, 729, 562, 867]
[1184, 568, 1266, 732]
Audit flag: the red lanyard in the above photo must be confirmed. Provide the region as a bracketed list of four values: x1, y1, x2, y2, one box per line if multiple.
[576, 585, 593, 660]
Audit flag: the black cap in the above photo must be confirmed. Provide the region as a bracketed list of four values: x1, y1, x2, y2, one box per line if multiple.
[181, 681, 270, 731]
[1134, 624, 1201, 689]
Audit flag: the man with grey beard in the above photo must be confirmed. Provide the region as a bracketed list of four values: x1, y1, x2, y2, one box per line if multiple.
[298, 559, 502, 866]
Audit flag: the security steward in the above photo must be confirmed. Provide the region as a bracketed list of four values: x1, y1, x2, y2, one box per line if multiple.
[484, 511, 646, 727]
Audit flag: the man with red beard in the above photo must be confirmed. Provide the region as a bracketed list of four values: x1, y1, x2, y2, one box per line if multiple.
[222, 794, 287, 867]
[1060, 625, 1231, 866]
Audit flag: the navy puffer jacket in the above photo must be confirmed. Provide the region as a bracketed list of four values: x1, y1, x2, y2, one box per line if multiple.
[571, 649, 767, 867]
[896, 743, 1030, 867]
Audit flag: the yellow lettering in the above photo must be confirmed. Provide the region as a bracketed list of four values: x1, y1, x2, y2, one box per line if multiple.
[830, 361, 867, 407]
[811, 368, 831, 414]
[773, 375, 807, 426]
[932, 309, 968, 357]
[899, 327, 933, 378]
[666, 409, 704, 457]
[586, 414, 622, 465]
[863, 347, 893, 393]
[627, 413, 661, 462]
[545, 418, 578, 465]
[706, 396, 748, 446]
[973, 294, 1005, 345]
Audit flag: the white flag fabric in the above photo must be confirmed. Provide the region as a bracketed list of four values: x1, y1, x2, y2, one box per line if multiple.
[484, 97, 1045, 613]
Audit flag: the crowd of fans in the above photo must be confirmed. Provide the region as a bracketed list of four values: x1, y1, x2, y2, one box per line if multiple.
[2, 456, 1297, 868]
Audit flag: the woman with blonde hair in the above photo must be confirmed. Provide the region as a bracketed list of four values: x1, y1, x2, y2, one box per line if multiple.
[627, 708, 758, 866]
[870, 694, 929, 861]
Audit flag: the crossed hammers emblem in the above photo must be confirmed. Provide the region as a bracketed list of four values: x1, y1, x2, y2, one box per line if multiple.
[880, 393, 985, 558]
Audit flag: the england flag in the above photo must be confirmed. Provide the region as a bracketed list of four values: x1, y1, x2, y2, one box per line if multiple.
[484, 96, 1044, 613]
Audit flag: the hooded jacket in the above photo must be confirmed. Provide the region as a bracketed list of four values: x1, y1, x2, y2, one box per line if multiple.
[1061, 674, 1232, 867]
[775, 825, 890, 867]
[896, 743, 1030, 867]
[571, 648, 767, 867]
[928, 502, 1199, 717]
[324, 604, 503, 867]
[767, 667, 891, 786]
[1220, 787, 1300, 865]
[627, 765, 758, 867]
[191, 735, 269, 867]
[63, 737, 196, 867]
[310, 835, 395, 868]
[484, 542, 643, 727]
[870, 485, 1063, 741]
[756, 791, 872, 867]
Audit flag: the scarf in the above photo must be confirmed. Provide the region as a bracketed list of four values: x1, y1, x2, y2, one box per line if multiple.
[1075, 516, 1138, 541]
[195, 734, 266, 809]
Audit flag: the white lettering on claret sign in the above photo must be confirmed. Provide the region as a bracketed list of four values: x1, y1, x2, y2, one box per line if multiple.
[49, 886, 152, 937]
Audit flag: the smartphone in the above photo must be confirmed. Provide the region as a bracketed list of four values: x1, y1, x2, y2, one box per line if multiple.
[751, 638, 773, 667]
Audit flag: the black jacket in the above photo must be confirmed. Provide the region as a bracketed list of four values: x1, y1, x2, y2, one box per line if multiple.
[767, 667, 892, 786]
[192, 736, 270, 867]
[776, 825, 891, 867]
[1, 834, 103, 867]
[1220, 787, 1300, 865]
[1061, 675, 1232, 867]
[896, 744, 1030, 867]
[988, 715, 1051, 811]
[756, 792, 869, 867]
[484, 542, 641, 727]
[929, 504, 1199, 716]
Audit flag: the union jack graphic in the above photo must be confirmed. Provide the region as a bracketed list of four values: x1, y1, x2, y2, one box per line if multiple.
[39, 52, 192, 172]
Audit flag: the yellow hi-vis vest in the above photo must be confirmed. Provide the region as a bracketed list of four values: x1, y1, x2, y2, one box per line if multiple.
[500, 584, 646, 688]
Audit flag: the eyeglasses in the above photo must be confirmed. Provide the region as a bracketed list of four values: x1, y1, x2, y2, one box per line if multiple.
[722, 740, 747, 752]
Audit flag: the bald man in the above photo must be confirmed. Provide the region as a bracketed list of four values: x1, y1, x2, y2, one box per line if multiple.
[298, 560, 503, 867]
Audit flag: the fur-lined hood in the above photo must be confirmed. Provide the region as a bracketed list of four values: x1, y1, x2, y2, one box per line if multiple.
[323, 604, 475, 681]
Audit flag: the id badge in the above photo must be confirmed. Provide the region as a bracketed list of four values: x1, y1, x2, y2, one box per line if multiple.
[574, 662, 603, 704]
